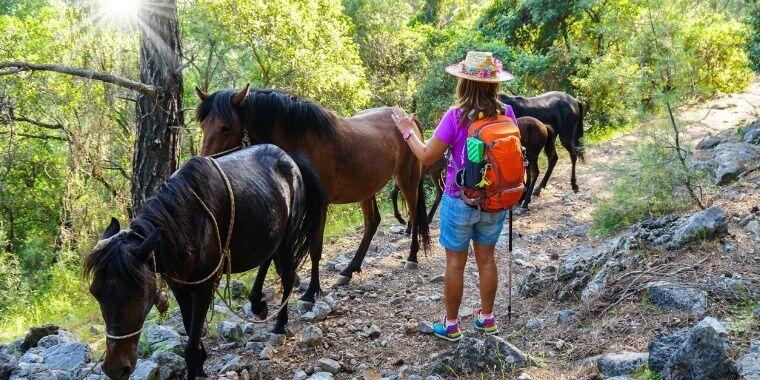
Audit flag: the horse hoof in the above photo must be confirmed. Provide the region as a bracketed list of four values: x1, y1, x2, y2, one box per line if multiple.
[296, 300, 314, 314]
[335, 275, 352, 286]
[404, 261, 419, 270]
[572, 186, 579, 193]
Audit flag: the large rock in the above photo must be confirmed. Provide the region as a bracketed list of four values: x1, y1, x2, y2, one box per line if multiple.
[218, 321, 243, 342]
[129, 359, 159, 380]
[36, 330, 78, 349]
[144, 325, 187, 356]
[736, 341, 760, 380]
[646, 281, 708, 316]
[42, 342, 91, 372]
[301, 326, 323, 347]
[744, 121, 760, 145]
[150, 351, 185, 380]
[663, 317, 738, 380]
[427, 336, 539, 377]
[20, 325, 59, 352]
[648, 329, 689, 373]
[517, 268, 554, 297]
[697, 135, 725, 150]
[316, 358, 341, 374]
[597, 352, 648, 377]
[9, 363, 61, 380]
[714, 142, 760, 184]
[670, 206, 728, 248]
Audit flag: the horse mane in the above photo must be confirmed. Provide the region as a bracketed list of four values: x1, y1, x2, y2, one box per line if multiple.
[196, 88, 338, 141]
[84, 157, 221, 291]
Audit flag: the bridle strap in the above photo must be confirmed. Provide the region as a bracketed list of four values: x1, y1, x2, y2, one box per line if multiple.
[207, 129, 252, 159]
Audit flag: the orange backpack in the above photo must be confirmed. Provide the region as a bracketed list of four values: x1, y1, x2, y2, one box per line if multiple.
[458, 114, 526, 212]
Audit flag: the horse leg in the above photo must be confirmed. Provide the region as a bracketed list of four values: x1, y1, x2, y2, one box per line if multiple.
[248, 258, 272, 320]
[427, 172, 444, 223]
[522, 160, 540, 209]
[299, 211, 326, 304]
[271, 249, 295, 336]
[559, 137, 579, 193]
[390, 184, 406, 226]
[535, 131, 558, 196]
[336, 197, 380, 285]
[183, 285, 213, 379]
[398, 174, 423, 270]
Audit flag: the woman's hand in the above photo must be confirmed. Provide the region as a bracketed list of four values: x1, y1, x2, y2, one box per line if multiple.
[391, 106, 416, 134]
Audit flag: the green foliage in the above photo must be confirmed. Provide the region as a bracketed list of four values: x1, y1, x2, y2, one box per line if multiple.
[747, 0, 760, 72]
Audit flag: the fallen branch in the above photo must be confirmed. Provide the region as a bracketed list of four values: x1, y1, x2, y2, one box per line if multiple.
[0, 62, 156, 97]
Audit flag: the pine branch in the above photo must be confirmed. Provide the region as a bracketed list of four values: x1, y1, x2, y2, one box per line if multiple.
[0, 62, 156, 97]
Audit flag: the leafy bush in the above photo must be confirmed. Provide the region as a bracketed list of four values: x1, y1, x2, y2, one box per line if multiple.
[746, 1, 760, 72]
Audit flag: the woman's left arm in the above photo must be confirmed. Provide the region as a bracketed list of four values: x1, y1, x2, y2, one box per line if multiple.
[391, 107, 448, 166]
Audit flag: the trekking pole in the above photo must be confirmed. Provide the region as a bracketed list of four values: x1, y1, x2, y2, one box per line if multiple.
[507, 207, 513, 323]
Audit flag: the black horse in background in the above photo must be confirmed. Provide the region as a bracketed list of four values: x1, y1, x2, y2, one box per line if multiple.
[84, 145, 325, 380]
[499, 91, 586, 194]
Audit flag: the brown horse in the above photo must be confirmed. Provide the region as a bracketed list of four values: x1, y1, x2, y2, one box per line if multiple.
[196, 85, 430, 304]
[391, 117, 552, 216]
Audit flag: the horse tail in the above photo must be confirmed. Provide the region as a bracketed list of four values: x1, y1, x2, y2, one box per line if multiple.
[291, 155, 327, 268]
[415, 171, 431, 253]
[576, 99, 586, 163]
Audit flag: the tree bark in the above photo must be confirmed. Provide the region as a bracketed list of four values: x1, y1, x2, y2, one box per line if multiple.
[130, 0, 183, 214]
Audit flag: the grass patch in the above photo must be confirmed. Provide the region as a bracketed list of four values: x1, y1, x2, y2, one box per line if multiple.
[591, 135, 711, 236]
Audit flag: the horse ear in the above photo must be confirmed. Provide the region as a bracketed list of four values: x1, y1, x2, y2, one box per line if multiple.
[196, 87, 208, 100]
[103, 217, 120, 239]
[135, 231, 160, 262]
[232, 83, 249, 108]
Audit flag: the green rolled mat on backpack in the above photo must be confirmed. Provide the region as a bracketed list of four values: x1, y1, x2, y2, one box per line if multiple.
[467, 137, 485, 163]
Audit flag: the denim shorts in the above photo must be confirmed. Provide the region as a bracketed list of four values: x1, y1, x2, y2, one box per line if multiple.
[439, 194, 507, 251]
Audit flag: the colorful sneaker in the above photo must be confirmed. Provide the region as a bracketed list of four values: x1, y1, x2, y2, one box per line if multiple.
[433, 319, 462, 342]
[474, 309, 499, 335]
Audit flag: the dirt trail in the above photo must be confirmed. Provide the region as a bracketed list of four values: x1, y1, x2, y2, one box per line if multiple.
[215, 78, 760, 379]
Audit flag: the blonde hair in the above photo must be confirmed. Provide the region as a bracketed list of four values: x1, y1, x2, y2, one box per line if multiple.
[454, 78, 503, 126]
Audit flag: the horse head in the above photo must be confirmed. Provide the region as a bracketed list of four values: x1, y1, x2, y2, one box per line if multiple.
[196, 84, 250, 156]
[84, 218, 160, 380]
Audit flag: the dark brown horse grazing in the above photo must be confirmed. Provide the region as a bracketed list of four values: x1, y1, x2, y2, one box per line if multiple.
[197, 86, 430, 304]
[84, 146, 325, 380]
[516, 116, 552, 209]
[498, 91, 586, 194]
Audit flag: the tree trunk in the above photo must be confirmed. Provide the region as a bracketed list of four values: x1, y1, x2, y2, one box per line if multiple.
[131, 0, 183, 214]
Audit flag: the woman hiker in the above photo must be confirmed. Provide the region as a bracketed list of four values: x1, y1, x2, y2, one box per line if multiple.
[391, 51, 516, 341]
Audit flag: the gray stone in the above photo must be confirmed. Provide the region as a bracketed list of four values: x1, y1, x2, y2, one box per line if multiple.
[517, 269, 553, 297]
[129, 359, 159, 380]
[307, 372, 333, 380]
[150, 351, 185, 380]
[697, 135, 724, 149]
[363, 325, 381, 339]
[36, 330, 78, 349]
[646, 281, 708, 316]
[663, 317, 738, 380]
[292, 370, 308, 380]
[317, 358, 341, 374]
[714, 142, 760, 184]
[19, 347, 44, 364]
[303, 301, 332, 321]
[21, 324, 59, 352]
[754, 305, 760, 319]
[744, 121, 760, 145]
[429, 274, 445, 283]
[571, 225, 589, 236]
[0, 353, 17, 380]
[737, 348, 760, 380]
[670, 206, 728, 247]
[259, 344, 276, 360]
[596, 352, 648, 377]
[747, 220, 760, 240]
[525, 310, 576, 331]
[212, 354, 244, 373]
[243, 341, 266, 355]
[71, 362, 108, 380]
[9, 363, 56, 380]
[301, 326, 323, 347]
[417, 321, 435, 334]
[42, 342, 91, 371]
[218, 321, 243, 342]
[145, 325, 187, 356]
[648, 329, 689, 372]
[390, 225, 405, 234]
[427, 336, 539, 376]
[558, 246, 597, 280]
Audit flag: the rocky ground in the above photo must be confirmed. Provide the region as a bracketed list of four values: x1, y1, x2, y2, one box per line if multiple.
[1, 80, 759, 380]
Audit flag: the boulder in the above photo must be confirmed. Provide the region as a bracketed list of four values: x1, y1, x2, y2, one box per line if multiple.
[663, 317, 738, 380]
[744, 121, 760, 145]
[646, 281, 708, 316]
[42, 342, 91, 372]
[317, 358, 341, 374]
[19, 347, 44, 364]
[129, 359, 159, 380]
[427, 336, 539, 377]
[648, 329, 689, 373]
[737, 341, 760, 380]
[517, 268, 554, 297]
[218, 321, 243, 342]
[714, 142, 760, 184]
[71, 362, 108, 380]
[20, 325, 59, 352]
[307, 372, 333, 380]
[670, 206, 728, 248]
[596, 352, 648, 377]
[9, 363, 58, 380]
[150, 351, 185, 380]
[697, 135, 724, 150]
[631, 214, 679, 246]
[144, 325, 187, 356]
[36, 330, 78, 349]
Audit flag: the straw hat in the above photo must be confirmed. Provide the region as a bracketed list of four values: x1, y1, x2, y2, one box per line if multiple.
[445, 51, 513, 83]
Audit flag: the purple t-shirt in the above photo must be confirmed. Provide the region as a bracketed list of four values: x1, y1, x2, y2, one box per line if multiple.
[433, 106, 518, 197]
